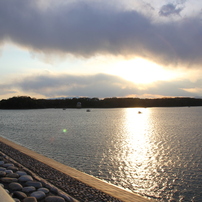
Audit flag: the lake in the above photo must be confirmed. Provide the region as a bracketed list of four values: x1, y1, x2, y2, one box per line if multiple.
[0, 107, 202, 201]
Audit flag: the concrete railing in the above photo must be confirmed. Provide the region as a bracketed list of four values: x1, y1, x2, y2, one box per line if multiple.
[0, 186, 15, 202]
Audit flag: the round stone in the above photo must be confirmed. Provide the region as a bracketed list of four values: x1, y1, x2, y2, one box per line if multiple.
[23, 197, 37, 202]
[7, 166, 19, 172]
[38, 187, 49, 194]
[5, 169, 13, 174]
[0, 167, 6, 171]
[9, 182, 23, 191]
[30, 191, 46, 200]
[3, 163, 14, 168]
[1, 177, 18, 183]
[25, 181, 42, 188]
[58, 193, 74, 202]
[7, 173, 20, 178]
[45, 196, 65, 202]
[50, 186, 59, 194]
[18, 175, 33, 182]
[22, 186, 36, 193]
[0, 171, 6, 177]
[16, 171, 27, 176]
[12, 191, 27, 200]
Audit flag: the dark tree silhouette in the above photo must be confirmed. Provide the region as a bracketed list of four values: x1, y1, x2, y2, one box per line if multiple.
[0, 96, 202, 109]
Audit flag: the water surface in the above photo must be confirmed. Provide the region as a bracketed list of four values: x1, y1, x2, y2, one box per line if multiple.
[0, 107, 202, 201]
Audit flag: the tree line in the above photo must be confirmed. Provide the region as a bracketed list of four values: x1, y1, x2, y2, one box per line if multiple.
[0, 96, 202, 109]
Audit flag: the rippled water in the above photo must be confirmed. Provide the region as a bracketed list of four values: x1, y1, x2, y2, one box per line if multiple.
[0, 107, 202, 201]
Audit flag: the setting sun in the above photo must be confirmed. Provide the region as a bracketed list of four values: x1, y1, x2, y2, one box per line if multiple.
[106, 58, 177, 84]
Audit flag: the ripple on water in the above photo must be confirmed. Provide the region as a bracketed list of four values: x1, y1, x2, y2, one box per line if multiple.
[1, 108, 202, 201]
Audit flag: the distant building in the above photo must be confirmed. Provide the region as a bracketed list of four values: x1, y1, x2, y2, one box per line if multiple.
[76, 102, 81, 108]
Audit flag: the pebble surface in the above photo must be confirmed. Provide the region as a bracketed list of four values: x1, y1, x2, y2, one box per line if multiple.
[0, 152, 74, 202]
[0, 141, 122, 202]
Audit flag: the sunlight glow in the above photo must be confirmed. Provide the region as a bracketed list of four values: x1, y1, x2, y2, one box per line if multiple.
[123, 108, 151, 164]
[106, 58, 178, 84]
[118, 108, 160, 192]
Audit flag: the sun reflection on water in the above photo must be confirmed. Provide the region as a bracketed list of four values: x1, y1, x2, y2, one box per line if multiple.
[123, 108, 151, 164]
[116, 108, 158, 196]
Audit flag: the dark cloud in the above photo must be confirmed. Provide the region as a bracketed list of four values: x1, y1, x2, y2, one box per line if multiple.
[143, 80, 196, 97]
[159, 3, 183, 17]
[15, 73, 140, 98]
[0, 0, 202, 67]
[1, 73, 200, 98]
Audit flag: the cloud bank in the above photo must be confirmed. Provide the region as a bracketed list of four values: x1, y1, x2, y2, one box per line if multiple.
[1, 73, 200, 99]
[0, 0, 202, 68]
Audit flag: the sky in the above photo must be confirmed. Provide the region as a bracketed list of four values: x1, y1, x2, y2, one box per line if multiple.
[1, 0, 202, 100]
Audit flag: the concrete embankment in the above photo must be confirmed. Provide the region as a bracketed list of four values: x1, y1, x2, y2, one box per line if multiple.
[0, 136, 152, 202]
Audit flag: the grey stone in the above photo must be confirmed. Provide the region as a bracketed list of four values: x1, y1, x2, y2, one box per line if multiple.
[38, 180, 46, 186]
[23, 197, 37, 202]
[9, 182, 23, 191]
[30, 191, 46, 200]
[0, 171, 6, 177]
[5, 169, 13, 174]
[16, 171, 27, 176]
[38, 187, 49, 194]
[13, 191, 27, 200]
[45, 196, 65, 202]
[58, 193, 74, 202]
[45, 184, 52, 189]
[25, 181, 42, 188]
[7, 173, 20, 178]
[0, 161, 4, 166]
[3, 163, 14, 167]
[7, 166, 19, 172]
[18, 175, 33, 182]
[1, 177, 18, 183]
[50, 186, 59, 194]
[0, 167, 6, 171]
[22, 186, 36, 193]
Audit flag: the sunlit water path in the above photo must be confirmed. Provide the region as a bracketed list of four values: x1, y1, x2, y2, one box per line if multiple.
[1, 107, 202, 201]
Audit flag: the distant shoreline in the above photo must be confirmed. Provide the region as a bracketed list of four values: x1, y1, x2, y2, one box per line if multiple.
[1, 96, 202, 109]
